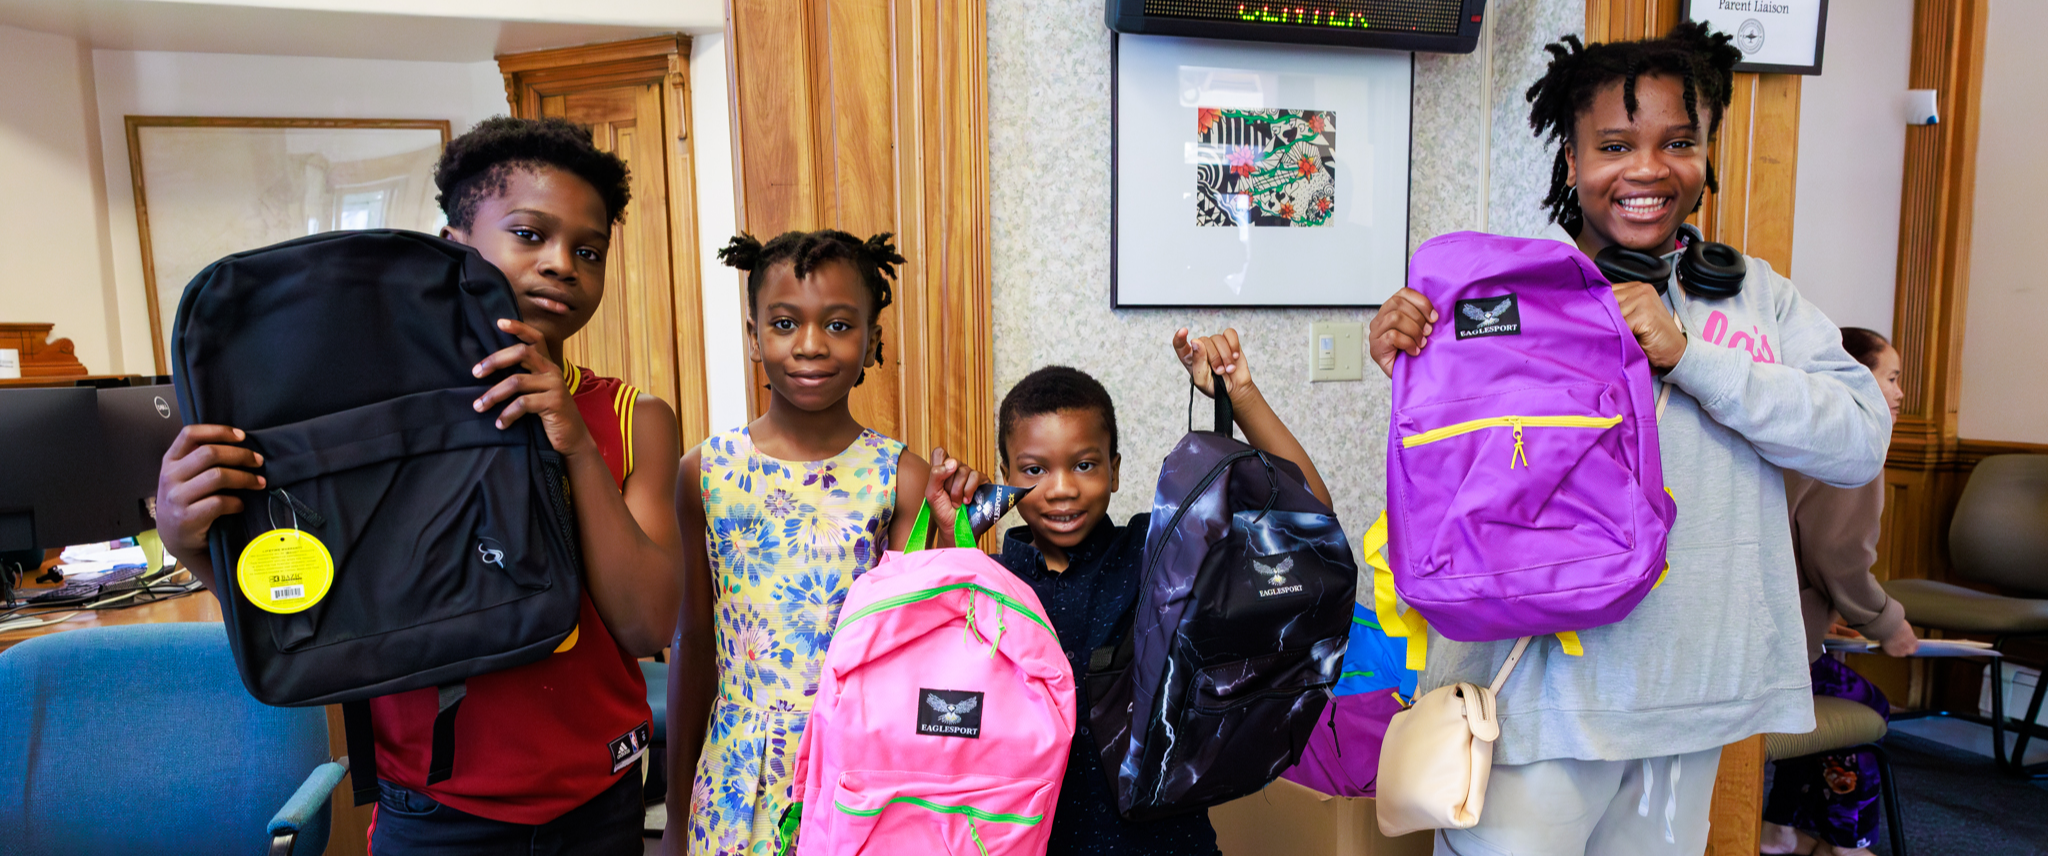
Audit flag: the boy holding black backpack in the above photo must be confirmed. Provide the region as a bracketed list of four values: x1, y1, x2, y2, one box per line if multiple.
[991, 328, 1331, 856]
[156, 117, 686, 855]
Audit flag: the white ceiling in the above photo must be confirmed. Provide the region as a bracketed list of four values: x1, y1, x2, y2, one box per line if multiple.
[0, 0, 725, 61]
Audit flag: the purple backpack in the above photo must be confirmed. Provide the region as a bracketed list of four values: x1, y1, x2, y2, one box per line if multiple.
[1384, 232, 1675, 648]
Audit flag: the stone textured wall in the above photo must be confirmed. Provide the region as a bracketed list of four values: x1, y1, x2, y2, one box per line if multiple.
[988, 0, 1582, 530]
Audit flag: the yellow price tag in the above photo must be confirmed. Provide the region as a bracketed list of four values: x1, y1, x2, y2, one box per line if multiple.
[236, 529, 335, 614]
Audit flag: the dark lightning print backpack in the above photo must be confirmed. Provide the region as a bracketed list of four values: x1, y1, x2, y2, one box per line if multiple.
[1087, 392, 1357, 820]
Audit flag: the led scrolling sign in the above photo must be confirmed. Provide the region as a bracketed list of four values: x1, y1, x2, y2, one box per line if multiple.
[1109, 0, 1484, 53]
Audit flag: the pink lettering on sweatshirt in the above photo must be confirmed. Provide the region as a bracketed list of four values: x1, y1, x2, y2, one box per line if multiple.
[1700, 310, 1777, 364]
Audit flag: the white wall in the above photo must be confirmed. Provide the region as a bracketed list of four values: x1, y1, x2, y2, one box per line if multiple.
[1958, 0, 2048, 444]
[1788, 0, 1913, 337]
[91, 49, 509, 374]
[0, 25, 121, 375]
[689, 32, 749, 433]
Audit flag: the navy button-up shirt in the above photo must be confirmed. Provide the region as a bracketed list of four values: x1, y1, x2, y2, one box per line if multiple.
[997, 514, 1220, 856]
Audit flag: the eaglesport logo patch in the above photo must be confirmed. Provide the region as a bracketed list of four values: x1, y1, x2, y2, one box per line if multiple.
[917, 688, 984, 738]
[1455, 294, 1521, 339]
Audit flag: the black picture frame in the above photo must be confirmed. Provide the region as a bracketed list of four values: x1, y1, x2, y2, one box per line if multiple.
[1108, 33, 1416, 310]
[1679, 0, 1829, 76]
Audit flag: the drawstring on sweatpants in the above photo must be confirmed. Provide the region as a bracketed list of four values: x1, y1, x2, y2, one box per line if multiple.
[1635, 755, 1683, 844]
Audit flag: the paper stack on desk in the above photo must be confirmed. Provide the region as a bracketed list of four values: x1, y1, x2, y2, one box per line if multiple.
[1824, 636, 2000, 658]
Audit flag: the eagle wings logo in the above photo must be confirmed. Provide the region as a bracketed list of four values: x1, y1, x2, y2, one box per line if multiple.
[1461, 298, 1515, 328]
[926, 694, 979, 724]
[1254, 555, 1295, 586]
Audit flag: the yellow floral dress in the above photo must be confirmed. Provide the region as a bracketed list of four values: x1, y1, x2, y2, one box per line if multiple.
[688, 426, 904, 856]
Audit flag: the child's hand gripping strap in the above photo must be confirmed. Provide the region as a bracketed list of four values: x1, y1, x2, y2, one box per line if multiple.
[904, 500, 976, 552]
[1367, 511, 1586, 661]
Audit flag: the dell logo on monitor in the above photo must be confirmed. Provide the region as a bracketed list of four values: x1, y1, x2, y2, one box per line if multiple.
[153, 396, 171, 419]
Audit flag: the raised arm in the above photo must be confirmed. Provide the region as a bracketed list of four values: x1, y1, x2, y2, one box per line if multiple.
[470, 319, 685, 655]
[1176, 328, 1333, 508]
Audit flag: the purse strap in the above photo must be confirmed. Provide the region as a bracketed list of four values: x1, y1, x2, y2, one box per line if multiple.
[1488, 636, 1534, 695]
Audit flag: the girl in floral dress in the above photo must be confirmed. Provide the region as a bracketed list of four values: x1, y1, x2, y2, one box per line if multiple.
[661, 230, 982, 856]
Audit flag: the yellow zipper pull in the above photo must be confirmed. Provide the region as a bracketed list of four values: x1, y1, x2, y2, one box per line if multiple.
[1509, 418, 1528, 470]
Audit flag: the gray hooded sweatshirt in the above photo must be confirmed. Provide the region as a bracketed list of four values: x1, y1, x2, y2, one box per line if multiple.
[1415, 230, 1892, 765]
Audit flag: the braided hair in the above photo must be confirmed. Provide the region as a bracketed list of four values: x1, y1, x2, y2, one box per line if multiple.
[718, 230, 906, 386]
[1525, 21, 1743, 230]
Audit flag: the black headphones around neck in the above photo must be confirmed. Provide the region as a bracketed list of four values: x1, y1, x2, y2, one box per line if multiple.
[1592, 223, 1748, 300]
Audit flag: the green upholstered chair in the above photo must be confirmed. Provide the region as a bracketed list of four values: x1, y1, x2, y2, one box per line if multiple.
[1884, 453, 2048, 775]
[1765, 695, 1908, 856]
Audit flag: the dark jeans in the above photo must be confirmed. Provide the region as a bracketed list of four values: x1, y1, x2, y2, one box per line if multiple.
[370, 771, 643, 856]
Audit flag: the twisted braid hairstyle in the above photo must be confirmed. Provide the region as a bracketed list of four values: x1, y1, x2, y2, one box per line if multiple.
[718, 230, 906, 386]
[1526, 21, 1743, 229]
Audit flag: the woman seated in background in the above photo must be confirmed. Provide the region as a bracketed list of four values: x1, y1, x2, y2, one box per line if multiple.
[1761, 326, 1919, 856]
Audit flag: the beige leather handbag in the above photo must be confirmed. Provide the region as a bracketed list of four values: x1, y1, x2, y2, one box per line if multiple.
[1374, 636, 1532, 837]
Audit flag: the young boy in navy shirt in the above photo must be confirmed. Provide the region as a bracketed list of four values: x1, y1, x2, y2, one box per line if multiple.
[156, 117, 686, 855]
[993, 329, 1332, 856]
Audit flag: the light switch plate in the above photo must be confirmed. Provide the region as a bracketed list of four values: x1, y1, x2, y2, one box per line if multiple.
[1310, 322, 1363, 382]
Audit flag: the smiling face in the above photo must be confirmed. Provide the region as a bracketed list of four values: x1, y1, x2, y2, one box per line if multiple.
[1565, 73, 1713, 256]
[746, 259, 879, 412]
[1002, 409, 1120, 565]
[442, 165, 613, 349]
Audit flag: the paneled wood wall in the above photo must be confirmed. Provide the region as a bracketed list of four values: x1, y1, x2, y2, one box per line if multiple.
[727, 0, 996, 477]
[1876, 0, 1991, 594]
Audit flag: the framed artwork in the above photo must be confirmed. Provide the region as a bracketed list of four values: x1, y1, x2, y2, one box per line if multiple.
[1112, 33, 1412, 308]
[1681, 0, 1829, 75]
[126, 117, 452, 373]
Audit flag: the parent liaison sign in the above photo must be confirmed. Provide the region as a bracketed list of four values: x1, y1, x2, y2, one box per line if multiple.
[1681, 0, 1829, 75]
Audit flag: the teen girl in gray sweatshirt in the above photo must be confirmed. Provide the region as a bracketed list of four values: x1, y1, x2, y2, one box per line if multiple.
[1368, 24, 1889, 856]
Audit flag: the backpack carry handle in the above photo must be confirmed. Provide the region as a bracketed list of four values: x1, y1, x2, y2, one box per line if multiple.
[904, 501, 976, 552]
[1187, 382, 1236, 439]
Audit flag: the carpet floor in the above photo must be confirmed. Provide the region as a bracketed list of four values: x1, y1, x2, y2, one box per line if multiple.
[1865, 731, 2048, 856]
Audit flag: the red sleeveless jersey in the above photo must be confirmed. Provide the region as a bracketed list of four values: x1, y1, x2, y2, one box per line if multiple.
[369, 364, 652, 824]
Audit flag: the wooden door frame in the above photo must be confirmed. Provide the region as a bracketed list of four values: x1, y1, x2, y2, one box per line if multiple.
[498, 35, 713, 448]
[725, 0, 996, 477]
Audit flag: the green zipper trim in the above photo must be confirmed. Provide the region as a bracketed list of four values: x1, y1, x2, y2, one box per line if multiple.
[839, 583, 1054, 634]
[1352, 614, 1382, 631]
[833, 796, 1043, 826]
[1339, 670, 1375, 680]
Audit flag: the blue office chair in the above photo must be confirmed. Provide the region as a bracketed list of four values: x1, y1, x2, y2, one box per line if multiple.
[0, 623, 347, 856]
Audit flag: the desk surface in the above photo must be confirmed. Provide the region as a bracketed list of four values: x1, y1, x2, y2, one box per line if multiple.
[0, 589, 220, 651]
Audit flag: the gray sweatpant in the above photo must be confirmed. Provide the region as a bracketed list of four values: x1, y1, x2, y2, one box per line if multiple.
[1434, 746, 1723, 856]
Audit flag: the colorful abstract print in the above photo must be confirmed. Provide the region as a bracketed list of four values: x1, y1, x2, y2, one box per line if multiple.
[688, 426, 903, 856]
[1195, 107, 1336, 228]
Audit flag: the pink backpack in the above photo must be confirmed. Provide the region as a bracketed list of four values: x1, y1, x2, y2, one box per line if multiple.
[782, 505, 1075, 856]
[1382, 232, 1676, 656]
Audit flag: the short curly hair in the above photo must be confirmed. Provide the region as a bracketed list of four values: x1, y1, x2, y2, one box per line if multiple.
[434, 116, 631, 230]
[997, 366, 1119, 472]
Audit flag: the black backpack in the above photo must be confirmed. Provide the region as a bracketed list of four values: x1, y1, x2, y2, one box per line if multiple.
[1086, 392, 1357, 820]
[172, 230, 583, 802]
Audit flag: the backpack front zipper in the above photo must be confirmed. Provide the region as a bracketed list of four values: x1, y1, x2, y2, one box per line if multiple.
[1401, 414, 1623, 470]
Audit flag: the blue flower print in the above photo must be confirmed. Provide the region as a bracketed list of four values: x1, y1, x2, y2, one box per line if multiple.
[770, 568, 845, 658]
[712, 506, 783, 588]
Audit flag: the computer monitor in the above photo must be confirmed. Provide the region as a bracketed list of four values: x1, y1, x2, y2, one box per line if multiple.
[96, 382, 185, 535]
[0, 387, 122, 587]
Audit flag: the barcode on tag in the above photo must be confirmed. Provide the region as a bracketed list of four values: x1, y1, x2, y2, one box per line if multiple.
[271, 585, 305, 600]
